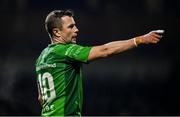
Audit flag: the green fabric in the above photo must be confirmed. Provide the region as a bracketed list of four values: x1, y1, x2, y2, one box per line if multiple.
[35, 43, 91, 116]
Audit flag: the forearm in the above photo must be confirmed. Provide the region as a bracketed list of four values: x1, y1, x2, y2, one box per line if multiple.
[102, 38, 136, 56]
[37, 82, 43, 105]
[102, 29, 164, 55]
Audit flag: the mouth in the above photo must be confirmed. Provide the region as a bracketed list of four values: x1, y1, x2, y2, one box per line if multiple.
[72, 35, 77, 43]
[72, 34, 77, 41]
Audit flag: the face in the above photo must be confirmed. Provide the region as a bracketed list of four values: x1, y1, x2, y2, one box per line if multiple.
[59, 16, 79, 43]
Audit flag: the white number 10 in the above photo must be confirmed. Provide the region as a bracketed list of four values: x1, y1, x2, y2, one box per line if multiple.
[38, 72, 56, 102]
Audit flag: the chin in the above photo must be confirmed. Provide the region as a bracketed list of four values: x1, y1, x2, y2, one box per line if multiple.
[72, 41, 76, 43]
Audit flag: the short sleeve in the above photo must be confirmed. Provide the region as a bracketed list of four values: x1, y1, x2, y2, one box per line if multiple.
[65, 44, 92, 63]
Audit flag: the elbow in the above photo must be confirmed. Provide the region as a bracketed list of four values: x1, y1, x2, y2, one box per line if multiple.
[100, 47, 114, 58]
[102, 51, 112, 58]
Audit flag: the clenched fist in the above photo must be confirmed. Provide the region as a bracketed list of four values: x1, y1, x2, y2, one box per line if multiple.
[135, 30, 164, 46]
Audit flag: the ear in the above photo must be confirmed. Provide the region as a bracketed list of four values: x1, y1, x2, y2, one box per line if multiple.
[52, 28, 61, 37]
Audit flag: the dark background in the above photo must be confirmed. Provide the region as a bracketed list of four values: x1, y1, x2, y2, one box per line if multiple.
[0, 0, 180, 115]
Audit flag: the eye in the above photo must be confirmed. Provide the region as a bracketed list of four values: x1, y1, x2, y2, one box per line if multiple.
[68, 24, 74, 29]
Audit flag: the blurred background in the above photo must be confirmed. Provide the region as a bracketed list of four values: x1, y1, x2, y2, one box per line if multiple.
[0, 0, 180, 115]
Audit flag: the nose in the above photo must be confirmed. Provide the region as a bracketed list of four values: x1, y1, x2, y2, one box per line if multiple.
[74, 26, 79, 33]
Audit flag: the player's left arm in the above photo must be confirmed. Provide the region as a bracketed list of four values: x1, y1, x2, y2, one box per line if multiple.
[88, 30, 163, 61]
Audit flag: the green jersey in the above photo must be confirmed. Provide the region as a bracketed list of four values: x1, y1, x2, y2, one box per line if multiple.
[35, 43, 91, 116]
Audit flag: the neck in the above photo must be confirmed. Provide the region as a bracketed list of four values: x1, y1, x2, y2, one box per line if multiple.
[51, 36, 67, 44]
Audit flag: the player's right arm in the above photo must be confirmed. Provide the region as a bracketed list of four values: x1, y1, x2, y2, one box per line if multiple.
[88, 30, 163, 61]
[37, 81, 43, 105]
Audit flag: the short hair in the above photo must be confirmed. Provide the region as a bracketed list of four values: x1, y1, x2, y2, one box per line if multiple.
[45, 9, 74, 36]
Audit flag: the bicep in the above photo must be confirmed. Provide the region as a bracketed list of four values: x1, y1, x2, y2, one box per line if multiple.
[65, 44, 92, 63]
